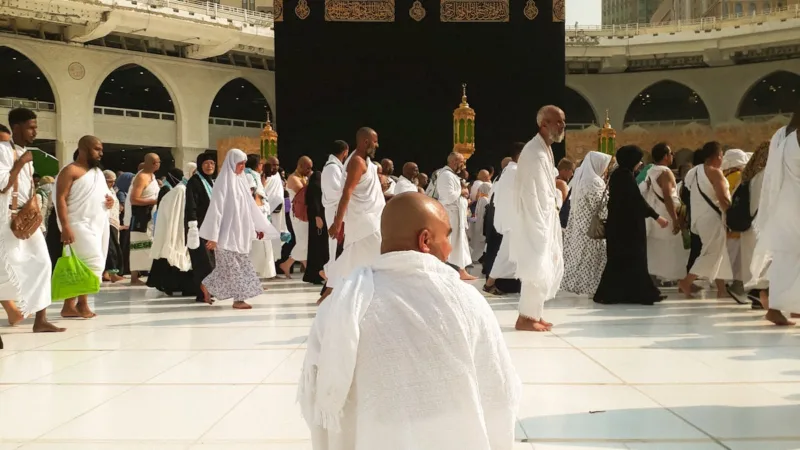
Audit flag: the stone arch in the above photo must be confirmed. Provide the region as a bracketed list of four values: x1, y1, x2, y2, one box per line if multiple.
[208, 73, 274, 122]
[564, 86, 598, 126]
[209, 77, 273, 123]
[0, 45, 59, 108]
[736, 70, 800, 118]
[623, 80, 711, 125]
[90, 57, 181, 120]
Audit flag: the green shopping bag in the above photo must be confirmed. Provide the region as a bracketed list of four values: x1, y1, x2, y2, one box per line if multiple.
[51, 245, 100, 301]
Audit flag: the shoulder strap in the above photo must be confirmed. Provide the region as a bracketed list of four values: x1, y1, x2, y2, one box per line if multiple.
[695, 176, 722, 217]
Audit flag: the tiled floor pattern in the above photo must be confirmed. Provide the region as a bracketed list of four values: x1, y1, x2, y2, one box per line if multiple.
[0, 278, 799, 449]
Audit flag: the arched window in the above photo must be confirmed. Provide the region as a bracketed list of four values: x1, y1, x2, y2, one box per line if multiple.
[737, 71, 800, 118]
[94, 64, 175, 114]
[624, 80, 710, 125]
[723, 2, 729, 15]
[209, 78, 271, 123]
[0, 47, 55, 107]
[734, 2, 744, 14]
[749, 2, 758, 13]
[563, 87, 597, 128]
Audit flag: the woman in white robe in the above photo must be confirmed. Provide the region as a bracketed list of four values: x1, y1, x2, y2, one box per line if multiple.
[641, 165, 689, 281]
[199, 149, 279, 309]
[561, 151, 611, 296]
[469, 182, 492, 261]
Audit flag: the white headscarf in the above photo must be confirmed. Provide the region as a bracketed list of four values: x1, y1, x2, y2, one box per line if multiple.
[721, 149, 750, 171]
[183, 162, 197, 180]
[199, 149, 278, 254]
[568, 151, 611, 202]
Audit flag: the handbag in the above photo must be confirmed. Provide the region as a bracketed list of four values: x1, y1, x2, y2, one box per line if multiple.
[586, 182, 609, 240]
[51, 245, 100, 301]
[0, 148, 42, 240]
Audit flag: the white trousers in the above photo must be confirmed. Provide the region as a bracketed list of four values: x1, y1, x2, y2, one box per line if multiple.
[519, 281, 547, 320]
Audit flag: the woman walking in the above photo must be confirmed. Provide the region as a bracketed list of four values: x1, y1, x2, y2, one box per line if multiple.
[561, 151, 612, 296]
[594, 146, 669, 305]
[185, 152, 217, 302]
[199, 149, 278, 309]
[102, 170, 124, 282]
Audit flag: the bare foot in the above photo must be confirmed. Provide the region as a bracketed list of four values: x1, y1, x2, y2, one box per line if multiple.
[459, 269, 477, 281]
[76, 302, 96, 319]
[33, 321, 66, 333]
[678, 279, 695, 298]
[110, 274, 125, 283]
[539, 318, 554, 329]
[317, 288, 332, 305]
[791, 313, 800, 319]
[319, 270, 327, 281]
[278, 261, 293, 279]
[130, 279, 146, 286]
[4, 304, 24, 327]
[60, 305, 81, 318]
[766, 309, 796, 326]
[200, 284, 214, 305]
[716, 290, 727, 300]
[515, 316, 549, 332]
[102, 273, 111, 282]
[233, 301, 252, 310]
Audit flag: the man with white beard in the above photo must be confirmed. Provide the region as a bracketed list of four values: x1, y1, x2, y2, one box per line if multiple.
[433, 152, 475, 281]
[324, 127, 386, 303]
[508, 105, 566, 332]
[299, 192, 520, 450]
[483, 143, 524, 295]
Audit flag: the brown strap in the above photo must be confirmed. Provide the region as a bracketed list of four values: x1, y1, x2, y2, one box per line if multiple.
[10, 148, 19, 211]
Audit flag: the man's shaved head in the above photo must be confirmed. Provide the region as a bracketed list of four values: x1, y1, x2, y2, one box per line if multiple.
[356, 127, 376, 142]
[264, 156, 280, 176]
[143, 153, 161, 173]
[77, 135, 103, 168]
[402, 162, 419, 181]
[296, 156, 313, 177]
[500, 157, 512, 170]
[78, 135, 100, 149]
[477, 169, 490, 182]
[355, 127, 379, 158]
[381, 192, 452, 262]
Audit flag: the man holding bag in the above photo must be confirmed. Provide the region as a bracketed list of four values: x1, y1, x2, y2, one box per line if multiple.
[0, 108, 65, 333]
[54, 135, 112, 319]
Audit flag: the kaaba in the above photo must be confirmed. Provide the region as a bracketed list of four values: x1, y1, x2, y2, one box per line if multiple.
[274, 0, 566, 174]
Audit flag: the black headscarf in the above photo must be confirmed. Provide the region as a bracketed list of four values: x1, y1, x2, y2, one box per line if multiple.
[165, 168, 184, 187]
[195, 152, 217, 183]
[615, 145, 644, 172]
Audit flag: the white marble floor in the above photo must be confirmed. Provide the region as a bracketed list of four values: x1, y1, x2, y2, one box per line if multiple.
[1, 278, 799, 449]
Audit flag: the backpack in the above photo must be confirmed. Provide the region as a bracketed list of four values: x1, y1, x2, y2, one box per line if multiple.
[291, 185, 309, 222]
[726, 180, 757, 232]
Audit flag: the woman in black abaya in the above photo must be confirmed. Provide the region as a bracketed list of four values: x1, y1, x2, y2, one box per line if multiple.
[594, 145, 669, 305]
[184, 152, 217, 302]
[303, 171, 328, 285]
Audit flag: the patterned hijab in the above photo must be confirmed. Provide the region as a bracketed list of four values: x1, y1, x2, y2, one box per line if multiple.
[741, 141, 770, 183]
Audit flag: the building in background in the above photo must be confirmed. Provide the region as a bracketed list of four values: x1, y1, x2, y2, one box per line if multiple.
[603, 0, 663, 25]
[651, 0, 800, 24]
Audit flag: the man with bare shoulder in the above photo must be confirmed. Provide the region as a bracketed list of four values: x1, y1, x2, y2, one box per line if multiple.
[125, 153, 161, 285]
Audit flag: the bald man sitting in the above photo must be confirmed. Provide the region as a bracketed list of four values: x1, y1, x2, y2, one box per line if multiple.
[299, 192, 520, 450]
[392, 162, 420, 195]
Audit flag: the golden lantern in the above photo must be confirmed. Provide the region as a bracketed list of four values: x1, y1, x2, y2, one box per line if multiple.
[453, 83, 476, 160]
[598, 110, 616, 156]
[260, 112, 278, 159]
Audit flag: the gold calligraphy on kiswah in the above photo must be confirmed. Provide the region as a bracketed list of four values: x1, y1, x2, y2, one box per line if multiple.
[324, 0, 396, 22]
[440, 0, 510, 22]
[273, 0, 283, 21]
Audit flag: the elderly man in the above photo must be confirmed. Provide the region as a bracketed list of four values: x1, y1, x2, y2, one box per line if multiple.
[299, 192, 520, 450]
[393, 162, 420, 195]
[469, 169, 491, 202]
[433, 152, 475, 280]
[509, 105, 567, 332]
[125, 152, 161, 285]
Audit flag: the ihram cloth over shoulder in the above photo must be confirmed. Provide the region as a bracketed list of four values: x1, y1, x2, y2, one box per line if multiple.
[509, 134, 564, 298]
[298, 251, 521, 450]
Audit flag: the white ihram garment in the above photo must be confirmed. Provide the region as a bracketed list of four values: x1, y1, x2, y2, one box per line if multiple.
[250, 202, 277, 278]
[640, 165, 688, 280]
[469, 183, 492, 261]
[298, 251, 521, 450]
[752, 127, 800, 312]
[740, 171, 766, 289]
[490, 162, 518, 279]
[288, 186, 309, 262]
[54, 167, 111, 279]
[149, 184, 191, 271]
[436, 167, 472, 269]
[393, 175, 418, 195]
[509, 134, 564, 320]
[124, 172, 159, 271]
[686, 165, 732, 281]
[0, 143, 51, 316]
[322, 155, 345, 274]
[326, 155, 385, 290]
[264, 172, 288, 259]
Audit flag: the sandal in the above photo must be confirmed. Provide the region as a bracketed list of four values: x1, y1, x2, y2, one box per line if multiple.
[483, 284, 505, 296]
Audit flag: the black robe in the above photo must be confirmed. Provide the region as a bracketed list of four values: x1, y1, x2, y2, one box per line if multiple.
[594, 168, 661, 305]
[183, 173, 216, 301]
[147, 185, 197, 296]
[303, 173, 328, 285]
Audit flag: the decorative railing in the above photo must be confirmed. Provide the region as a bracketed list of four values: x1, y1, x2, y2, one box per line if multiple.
[99, 0, 274, 28]
[623, 119, 712, 127]
[94, 106, 176, 121]
[567, 4, 800, 38]
[209, 117, 266, 129]
[0, 98, 56, 112]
